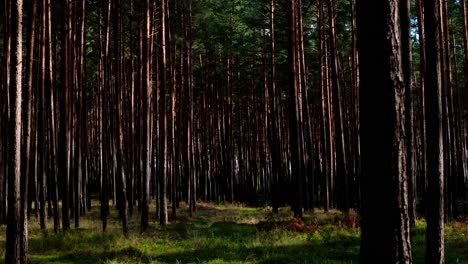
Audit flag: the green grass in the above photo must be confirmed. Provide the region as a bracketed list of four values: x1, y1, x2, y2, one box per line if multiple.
[0, 203, 466, 263]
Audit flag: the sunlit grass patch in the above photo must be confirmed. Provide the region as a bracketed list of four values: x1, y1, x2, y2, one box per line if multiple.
[0, 203, 466, 263]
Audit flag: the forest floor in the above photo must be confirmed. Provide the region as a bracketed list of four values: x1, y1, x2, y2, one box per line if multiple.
[0, 202, 468, 264]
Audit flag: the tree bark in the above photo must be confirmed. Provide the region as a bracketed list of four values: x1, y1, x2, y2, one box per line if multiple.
[416, 0, 428, 218]
[327, 0, 349, 212]
[424, 0, 445, 262]
[357, 0, 413, 262]
[140, 0, 152, 232]
[401, 0, 416, 227]
[268, 0, 281, 213]
[39, 0, 47, 230]
[5, 0, 24, 262]
[20, 0, 36, 259]
[159, 0, 168, 226]
[286, 0, 303, 219]
[462, 0, 468, 112]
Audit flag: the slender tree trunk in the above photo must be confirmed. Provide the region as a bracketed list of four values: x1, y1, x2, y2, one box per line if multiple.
[128, 0, 135, 217]
[140, 0, 152, 233]
[187, 0, 196, 216]
[401, 0, 416, 226]
[350, 0, 361, 211]
[60, 0, 72, 232]
[268, 0, 281, 214]
[286, 0, 303, 219]
[416, 0, 428, 218]
[5, 0, 24, 262]
[297, 0, 314, 212]
[98, 0, 108, 232]
[113, 0, 128, 235]
[168, 0, 177, 220]
[424, 0, 445, 262]
[462, 0, 468, 112]
[20, 0, 36, 259]
[327, 0, 349, 212]
[38, 0, 47, 230]
[46, 0, 59, 233]
[318, 0, 330, 212]
[159, 0, 168, 225]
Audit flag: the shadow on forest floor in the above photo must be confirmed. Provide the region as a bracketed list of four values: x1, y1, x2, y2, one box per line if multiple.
[41, 242, 358, 264]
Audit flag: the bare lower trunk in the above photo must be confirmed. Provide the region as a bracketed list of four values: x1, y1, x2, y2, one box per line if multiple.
[5, 0, 24, 262]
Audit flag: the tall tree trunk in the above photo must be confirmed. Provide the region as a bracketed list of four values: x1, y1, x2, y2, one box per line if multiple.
[168, 0, 177, 220]
[327, 0, 348, 212]
[113, 0, 128, 235]
[59, 0, 72, 232]
[20, 0, 36, 259]
[424, 0, 445, 262]
[46, 0, 59, 233]
[297, 0, 314, 212]
[286, 0, 303, 219]
[268, 0, 281, 214]
[186, 0, 196, 216]
[350, 0, 361, 211]
[318, 0, 330, 212]
[98, 0, 108, 232]
[38, 0, 47, 230]
[127, 0, 135, 218]
[5, 0, 24, 262]
[0, 0, 8, 227]
[140, 0, 152, 233]
[462, 0, 468, 113]
[159, 0, 168, 225]
[416, 0, 428, 218]
[401, 0, 416, 226]
[357, 0, 413, 262]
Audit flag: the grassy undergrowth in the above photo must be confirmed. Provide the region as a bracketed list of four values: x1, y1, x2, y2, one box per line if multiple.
[0, 202, 466, 263]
